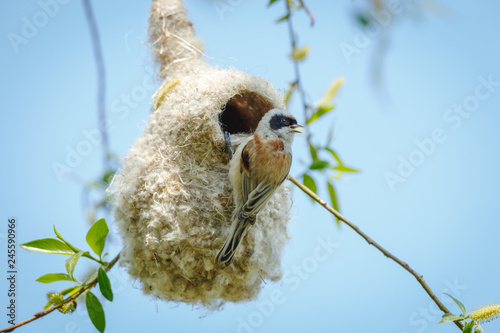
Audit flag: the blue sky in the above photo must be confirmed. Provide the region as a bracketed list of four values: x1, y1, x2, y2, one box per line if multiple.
[1, 0, 499, 332]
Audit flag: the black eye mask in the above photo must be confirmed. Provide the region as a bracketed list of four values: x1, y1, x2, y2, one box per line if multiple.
[269, 114, 298, 130]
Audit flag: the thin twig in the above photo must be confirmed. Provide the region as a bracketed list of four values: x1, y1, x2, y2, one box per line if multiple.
[288, 175, 464, 331]
[0, 253, 120, 333]
[297, 0, 315, 26]
[82, 0, 110, 170]
[285, 0, 311, 142]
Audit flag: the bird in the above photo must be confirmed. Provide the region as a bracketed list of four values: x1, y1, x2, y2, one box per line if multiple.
[216, 109, 301, 266]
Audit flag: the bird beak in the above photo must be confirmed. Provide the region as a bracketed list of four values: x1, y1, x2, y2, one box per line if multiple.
[290, 124, 303, 133]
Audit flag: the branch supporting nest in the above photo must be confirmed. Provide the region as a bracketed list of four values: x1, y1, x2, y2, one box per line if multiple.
[288, 175, 464, 331]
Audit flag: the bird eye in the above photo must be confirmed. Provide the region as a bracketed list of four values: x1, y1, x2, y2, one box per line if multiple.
[280, 118, 287, 125]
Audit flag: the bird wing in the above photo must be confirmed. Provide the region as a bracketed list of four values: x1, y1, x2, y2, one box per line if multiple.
[241, 182, 277, 217]
[238, 138, 282, 217]
[215, 214, 252, 265]
[239, 140, 255, 203]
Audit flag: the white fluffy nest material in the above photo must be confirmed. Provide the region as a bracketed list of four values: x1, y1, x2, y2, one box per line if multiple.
[108, 0, 293, 309]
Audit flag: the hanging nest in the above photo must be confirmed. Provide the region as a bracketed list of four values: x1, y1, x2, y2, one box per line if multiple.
[109, 0, 292, 310]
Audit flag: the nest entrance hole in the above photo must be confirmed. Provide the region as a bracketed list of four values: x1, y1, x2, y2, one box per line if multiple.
[219, 91, 274, 134]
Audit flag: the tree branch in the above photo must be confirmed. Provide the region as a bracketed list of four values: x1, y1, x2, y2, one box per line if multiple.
[82, 0, 110, 170]
[0, 253, 120, 333]
[288, 175, 464, 331]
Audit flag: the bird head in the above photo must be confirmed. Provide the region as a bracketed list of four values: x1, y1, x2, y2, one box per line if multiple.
[256, 109, 302, 143]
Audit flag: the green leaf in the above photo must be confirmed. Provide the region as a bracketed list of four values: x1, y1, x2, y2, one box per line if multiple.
[54, 226, 82, 253]
[325, 125, 335, 147]
[306, 106, 334, 125]
[327, 181, 340, 225]
[102, 170, 115, 184]
[98, 267, 113, 302]
[302, 174, 317, 194]
[310, 160, 329, 170]
[309, 143, 318, 161]
[332, 165, 360, 173]
[284, 83, 295, 106]
[357, 14, 370, 26]
[53, 225, 64, 240]
[268, 0, 279, 5]
[438, 313, 464, 324]
[67, 287, 80, 298]
[85, 271, 99, 284]
[86, 291, 105, 333]
[474, 323, 483, 333]
[463, 321, 474, 333]
[86, 181, 101, 189]
[327, 181, 340, 211]
[36, 273, 73, 284]
[291, 45, 310, 62]
[325, 147, 342, 165]
[86, 218, 109, 258]
[443, 293, 466, 316]
[61, 286, 79, 296]
[65, 251, 84, 280]
[276, 13, 290, 23]
[20, 238, 75, 255]
[316, 77, 344, 109]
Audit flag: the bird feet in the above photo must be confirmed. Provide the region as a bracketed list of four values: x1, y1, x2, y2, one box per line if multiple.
[224, 131, 233, 160]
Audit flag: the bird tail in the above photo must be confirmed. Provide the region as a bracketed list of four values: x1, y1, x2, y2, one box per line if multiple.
[216, 216, 252, 266]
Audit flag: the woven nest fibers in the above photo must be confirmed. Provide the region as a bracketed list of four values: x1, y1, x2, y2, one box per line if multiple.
[109, 68, 292, 309]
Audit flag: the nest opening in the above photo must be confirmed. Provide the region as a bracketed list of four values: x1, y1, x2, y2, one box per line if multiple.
[219, 91, 274, 134]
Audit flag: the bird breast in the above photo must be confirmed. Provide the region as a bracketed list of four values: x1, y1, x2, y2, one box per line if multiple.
[251, 133, 292, 185]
